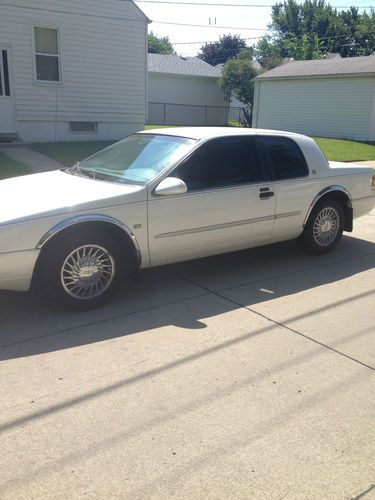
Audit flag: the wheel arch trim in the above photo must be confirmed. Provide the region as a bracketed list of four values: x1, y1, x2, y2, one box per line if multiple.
[303, 185, 352, 228]
[36, 214, 142, 265]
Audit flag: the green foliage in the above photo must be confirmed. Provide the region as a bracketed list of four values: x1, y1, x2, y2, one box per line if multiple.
[219, 49, 259, 108]
[148, 31, 176, 55]
[255, 37, 284, 70]
[198, 34, 248, 66]
[254, 0, 375, 68]
[283, 33, 324, 60]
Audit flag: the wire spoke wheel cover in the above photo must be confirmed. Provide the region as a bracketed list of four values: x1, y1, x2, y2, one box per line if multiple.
[313, 207, 340, 247]
[61, 244, 115, 300]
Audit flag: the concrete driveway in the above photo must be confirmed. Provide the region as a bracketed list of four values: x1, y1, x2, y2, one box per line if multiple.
[1, 211, 374, 499]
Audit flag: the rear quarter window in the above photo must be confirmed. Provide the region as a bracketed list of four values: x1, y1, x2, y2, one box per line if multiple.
[261, 136, 309, 180]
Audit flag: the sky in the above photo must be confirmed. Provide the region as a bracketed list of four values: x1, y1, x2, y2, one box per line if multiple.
[133, 0, 375, 56]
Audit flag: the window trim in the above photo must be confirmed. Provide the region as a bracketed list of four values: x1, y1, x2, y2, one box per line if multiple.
[0, 50, 11, 97]
[169, 135, 268, 194]
[32, 24, 62, 85]
[259, 135, 310, 182]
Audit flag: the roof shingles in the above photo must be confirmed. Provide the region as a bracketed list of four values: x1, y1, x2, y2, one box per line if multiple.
[148, 53, 222, 78]
[255, 54, 375, 80]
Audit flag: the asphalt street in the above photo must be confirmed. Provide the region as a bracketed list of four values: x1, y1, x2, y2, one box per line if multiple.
[0, 209, 374, 499]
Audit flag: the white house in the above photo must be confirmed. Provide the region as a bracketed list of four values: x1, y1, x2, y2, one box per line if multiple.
[0, 0, 149, 143]
[148, 54, 230, 126]
[252, 55, 375, 141]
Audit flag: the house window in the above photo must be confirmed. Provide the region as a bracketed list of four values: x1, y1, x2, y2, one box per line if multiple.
[34, 27, 60, 82]
[70, 122, 97, 133]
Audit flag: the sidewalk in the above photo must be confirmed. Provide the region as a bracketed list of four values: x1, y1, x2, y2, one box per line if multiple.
[348, 160, 375, 167]
[0, 145, 64, 173]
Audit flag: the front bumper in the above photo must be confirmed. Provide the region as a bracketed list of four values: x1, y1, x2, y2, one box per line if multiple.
[0, 249, 40, 292]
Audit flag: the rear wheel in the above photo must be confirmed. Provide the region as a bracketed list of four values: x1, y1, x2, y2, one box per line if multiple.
[299, 199, 344, 254]
[39, 230, 125, 309]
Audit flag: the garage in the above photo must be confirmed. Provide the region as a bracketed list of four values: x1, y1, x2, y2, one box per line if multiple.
[252, 55, 375, 141]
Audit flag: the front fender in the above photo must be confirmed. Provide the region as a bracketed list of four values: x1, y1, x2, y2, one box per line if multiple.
[36, 214, 141, 264]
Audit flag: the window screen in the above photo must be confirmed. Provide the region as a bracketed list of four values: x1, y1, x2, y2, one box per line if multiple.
[261, 136, 308, 180]
[174, 137, 264, 191]
[34, 27, 60, 82]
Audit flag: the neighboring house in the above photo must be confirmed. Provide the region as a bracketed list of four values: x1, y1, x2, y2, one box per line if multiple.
[148, 54, 229, 126]
[0, 0, 149, 143]
[252, 55, 375, 141]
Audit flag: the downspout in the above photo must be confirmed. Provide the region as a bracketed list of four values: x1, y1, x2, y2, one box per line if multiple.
[145, 18, 152, 127]
[252, 80, 260, 128]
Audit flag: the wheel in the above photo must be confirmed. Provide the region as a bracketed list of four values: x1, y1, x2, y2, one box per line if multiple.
[39, 229, 125, 309]
[299, 198, 344, 254]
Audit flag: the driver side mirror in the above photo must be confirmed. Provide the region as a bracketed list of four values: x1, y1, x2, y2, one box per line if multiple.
[154, 177, 187, 196]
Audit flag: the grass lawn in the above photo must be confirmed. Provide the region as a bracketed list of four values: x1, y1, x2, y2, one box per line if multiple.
[30, 141, 114, 167]
[29, 130, 375, 167]
[314, 137, 375, 162]
[0, 151, 32, 180]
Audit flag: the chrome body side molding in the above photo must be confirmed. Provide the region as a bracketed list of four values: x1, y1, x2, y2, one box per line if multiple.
[36, 214, 142, 265]
[275, 211, 301, 219]
[155, 211, 301, 239]
[303, 185, 352, 227]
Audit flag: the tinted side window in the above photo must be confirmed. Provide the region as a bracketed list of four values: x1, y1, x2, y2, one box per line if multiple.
[175, 137, 264, 191]
[262, 136, 308, 180]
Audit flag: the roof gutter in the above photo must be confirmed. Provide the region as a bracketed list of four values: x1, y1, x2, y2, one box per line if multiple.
[255, 71, 375, 81]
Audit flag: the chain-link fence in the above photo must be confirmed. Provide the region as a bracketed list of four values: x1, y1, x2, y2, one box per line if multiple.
[148, 102, 245, 126]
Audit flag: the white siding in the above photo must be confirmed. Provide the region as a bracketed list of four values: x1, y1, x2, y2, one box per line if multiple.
[148, 73, 228, 126]
[253, 77, 375, 141]
[0, 0, 148, 141]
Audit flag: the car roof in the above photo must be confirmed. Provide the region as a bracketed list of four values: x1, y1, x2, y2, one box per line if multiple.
[138, 127, 306, 141]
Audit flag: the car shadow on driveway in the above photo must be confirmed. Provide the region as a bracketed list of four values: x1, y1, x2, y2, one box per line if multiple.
[0, 235, 374, 361]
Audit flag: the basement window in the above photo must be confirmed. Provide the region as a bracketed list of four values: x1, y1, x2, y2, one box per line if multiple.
[69, 122, 98, 133]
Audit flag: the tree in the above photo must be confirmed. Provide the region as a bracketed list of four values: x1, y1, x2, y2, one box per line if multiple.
[148, 32, 176, 55]
[254, 0, 375, 66]
[218, 49, 259, 126]
[340, 8, 375, 57]
[254, 36, 284, 69]
[198, 34, 248, 66]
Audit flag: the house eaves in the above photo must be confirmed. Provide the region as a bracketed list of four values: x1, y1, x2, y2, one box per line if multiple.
[120, 0, 151, 22]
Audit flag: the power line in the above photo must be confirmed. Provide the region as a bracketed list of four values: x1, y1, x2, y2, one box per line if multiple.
[136, 0, 374, 8]
[154, 20, 267, 29]
[173, 36, 263, 43]
[172, 31, 375, 45]
[171, 31, 375, 55]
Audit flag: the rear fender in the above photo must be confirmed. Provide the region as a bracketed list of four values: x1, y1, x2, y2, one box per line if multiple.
[304, 186, 353, 232]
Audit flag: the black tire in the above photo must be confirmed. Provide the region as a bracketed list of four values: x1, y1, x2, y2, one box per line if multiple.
[299, 198, 344, 255]
[38, 229, 125, 309]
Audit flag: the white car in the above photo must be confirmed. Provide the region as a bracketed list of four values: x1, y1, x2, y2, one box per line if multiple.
[0, 127, 374, 308]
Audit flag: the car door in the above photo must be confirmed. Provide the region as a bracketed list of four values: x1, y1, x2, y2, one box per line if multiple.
[259, 135, 313, 241]
[147, 135, 276, 266]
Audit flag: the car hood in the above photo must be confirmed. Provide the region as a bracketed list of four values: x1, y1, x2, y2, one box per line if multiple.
[0, 169, 146, 226]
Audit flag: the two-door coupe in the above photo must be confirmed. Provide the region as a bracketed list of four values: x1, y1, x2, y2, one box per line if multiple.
[0, 128, 374, 308]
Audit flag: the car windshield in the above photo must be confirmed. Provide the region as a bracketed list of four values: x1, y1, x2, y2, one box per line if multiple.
[74, 134, 195, 185]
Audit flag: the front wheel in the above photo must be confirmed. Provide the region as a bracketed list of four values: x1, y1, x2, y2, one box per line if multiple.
[299, 199, 344, 254]
[39, 230, 124, 309]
